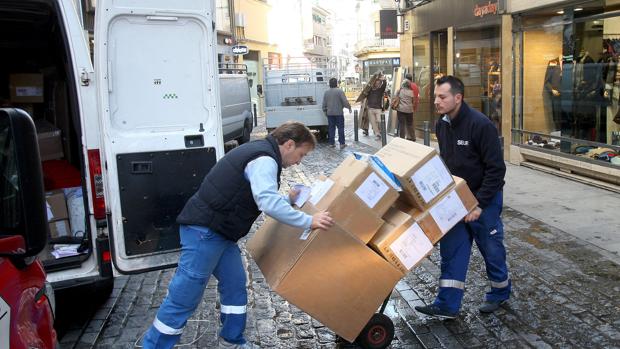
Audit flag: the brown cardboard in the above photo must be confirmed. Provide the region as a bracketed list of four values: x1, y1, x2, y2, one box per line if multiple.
[395, 176, 478, 244]
[49, 219, 71, 239]
[9, 74, 44, 103]
[374, 138, 454, 210]
[370, 208, 434, 274]
[35, 119, 64, 161]
[247, 206, 403, 343]
[308, 177, 384, 243]
[46, 190, 68, 222]
[330, 155, 399, 216]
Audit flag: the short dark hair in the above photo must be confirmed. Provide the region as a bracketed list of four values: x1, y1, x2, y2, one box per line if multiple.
[329, 78, 338, 88]
[270, 121, 316, 148]
[405, 73, 413, 81]
[435, 75, 465, 97]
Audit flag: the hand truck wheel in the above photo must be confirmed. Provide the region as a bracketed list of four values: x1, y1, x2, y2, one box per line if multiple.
[355, 313, 394, 349]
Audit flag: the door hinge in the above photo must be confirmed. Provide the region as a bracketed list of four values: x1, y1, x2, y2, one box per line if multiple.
[80, 68, 91, 86]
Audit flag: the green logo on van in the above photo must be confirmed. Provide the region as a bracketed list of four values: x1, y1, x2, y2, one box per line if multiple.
[163, 93, 178, 99]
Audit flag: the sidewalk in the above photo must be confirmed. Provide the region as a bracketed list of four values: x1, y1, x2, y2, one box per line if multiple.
[347, 112, 620, 265]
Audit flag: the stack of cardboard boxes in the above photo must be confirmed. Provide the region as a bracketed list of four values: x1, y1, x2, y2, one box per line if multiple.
[247, 138, 478, 342]
[46, 190, 71, 239]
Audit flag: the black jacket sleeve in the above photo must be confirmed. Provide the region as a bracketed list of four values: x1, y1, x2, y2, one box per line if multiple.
[475, 122, 506, 208]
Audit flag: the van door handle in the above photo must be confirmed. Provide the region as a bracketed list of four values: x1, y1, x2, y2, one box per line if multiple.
[147, 16, 179, 21]
[131, 161, 152, 174]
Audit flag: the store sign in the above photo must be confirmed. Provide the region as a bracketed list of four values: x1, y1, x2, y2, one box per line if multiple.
[232, 45, 249, 55]
[473, 1, 499, 18]
[380, 10, 398, 39]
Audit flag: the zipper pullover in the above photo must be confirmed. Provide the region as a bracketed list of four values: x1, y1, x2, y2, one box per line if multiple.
[435, 102, 505, 208]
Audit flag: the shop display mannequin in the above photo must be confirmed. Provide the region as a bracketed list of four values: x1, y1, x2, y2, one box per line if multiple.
[574, 50, 603, 140]
[543, 57, 562, 130]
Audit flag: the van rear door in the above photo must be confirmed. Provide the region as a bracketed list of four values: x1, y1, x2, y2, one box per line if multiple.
[95, 0, 223, 274]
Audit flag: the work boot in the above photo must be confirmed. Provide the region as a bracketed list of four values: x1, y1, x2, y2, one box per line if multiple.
[219, 339, 261, 349]
[479, 299, 507, 313]
[414, 304, 458, 319]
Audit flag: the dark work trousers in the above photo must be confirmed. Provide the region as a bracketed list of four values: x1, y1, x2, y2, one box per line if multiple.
[433, 191, 511, 313]
[397, 111, 415, 141]
[327, 115, 345, 145]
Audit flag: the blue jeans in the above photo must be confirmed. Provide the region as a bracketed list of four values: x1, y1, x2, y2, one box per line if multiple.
[433, 191, 511, 313]
[142, 225, 248, 348]
[327, 115, 345, 145]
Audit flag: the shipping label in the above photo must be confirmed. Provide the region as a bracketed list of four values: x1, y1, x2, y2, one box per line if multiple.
[429, 191, 468, 234]
[410, 156, 453, 203]
[390, 223, 433, 270]
[354, 172, 389, 208]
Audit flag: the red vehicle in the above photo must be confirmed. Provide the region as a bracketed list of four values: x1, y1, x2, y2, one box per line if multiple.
[0, 108, 57, 349]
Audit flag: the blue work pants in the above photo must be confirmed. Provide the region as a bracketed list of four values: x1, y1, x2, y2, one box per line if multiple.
[142, 225, 248, 348]
[327, 115, 345, 145]
[434, 191, 511, 313]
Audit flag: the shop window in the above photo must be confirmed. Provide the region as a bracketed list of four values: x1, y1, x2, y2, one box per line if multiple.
[413, 35, 432, 131]
[454, 24, 502, 131]
[516, 12, 620, 166]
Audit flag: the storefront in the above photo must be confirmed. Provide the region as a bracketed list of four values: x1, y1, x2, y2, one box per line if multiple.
[512, 0, 620, 184]
[362, 57, 401, 82]
[404, 0, 508, 139]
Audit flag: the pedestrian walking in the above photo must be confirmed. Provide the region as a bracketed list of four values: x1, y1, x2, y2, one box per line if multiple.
[366, 73, 387, 140]
[394, 80, 416, 141]
[322, 77, 352, 149]
[415, 75, 510, 319]
[142, 122, 335, 349]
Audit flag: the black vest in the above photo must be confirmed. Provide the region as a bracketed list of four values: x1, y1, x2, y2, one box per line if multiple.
[176, 136, 282, 241]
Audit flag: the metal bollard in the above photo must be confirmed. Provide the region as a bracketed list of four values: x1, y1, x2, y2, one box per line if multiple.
[423, 120, 430, 146]
[380, 113, 387, 147]
[354, 110, 359, 142]
[253, 103, 258, 127]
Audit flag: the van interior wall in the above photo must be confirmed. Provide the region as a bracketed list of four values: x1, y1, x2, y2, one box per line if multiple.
[1, 1, 88, 263]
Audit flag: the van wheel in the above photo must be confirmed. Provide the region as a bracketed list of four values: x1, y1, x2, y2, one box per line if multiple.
[237, 119, 252, 144]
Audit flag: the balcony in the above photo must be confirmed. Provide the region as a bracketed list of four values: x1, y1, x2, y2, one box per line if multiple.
[304, 42, 331, 57]
[353, 38, 400, 57]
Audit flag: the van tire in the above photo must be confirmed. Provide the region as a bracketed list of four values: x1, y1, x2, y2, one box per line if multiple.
[237, 119, 252, 144]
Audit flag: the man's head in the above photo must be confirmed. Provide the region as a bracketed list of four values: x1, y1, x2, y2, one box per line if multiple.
[405, 73, 413, 82]
[270, 121, 316, 168]
[434, 75, 465, 118]
[329, 78, 338, 88]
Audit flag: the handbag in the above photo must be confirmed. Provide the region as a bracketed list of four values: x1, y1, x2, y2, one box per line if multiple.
[390, 89, 401, 109]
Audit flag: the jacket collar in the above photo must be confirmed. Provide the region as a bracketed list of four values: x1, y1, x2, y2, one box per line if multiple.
[443, 101, 470, 128]
[265, 134, 283, 169]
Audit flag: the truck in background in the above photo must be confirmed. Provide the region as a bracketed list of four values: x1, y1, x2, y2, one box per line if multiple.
[219, 63, 253, 145]
[263, 57, 335, 139]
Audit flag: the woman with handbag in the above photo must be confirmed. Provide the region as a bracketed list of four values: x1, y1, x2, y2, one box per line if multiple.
[393, 80, 416, 141]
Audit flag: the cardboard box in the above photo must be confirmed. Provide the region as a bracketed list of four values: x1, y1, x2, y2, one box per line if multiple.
[247, 205, 403, 343]
[370, 208, 434, 274]
[374, 138, 454, 210]
[396, 176, 479, 244]
[330, 155, 399, 217]
[9, 74, 44, 103]
[46, 190, 69, 222]
[307, 177, 384, 243]
[35, 119, 64, 161]
[49, 219, 71, 239]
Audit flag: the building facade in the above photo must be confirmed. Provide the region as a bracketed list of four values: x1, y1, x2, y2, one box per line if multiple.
[398, 0, 620, 187]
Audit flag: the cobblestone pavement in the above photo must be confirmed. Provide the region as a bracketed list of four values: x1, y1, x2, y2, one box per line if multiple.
[66, 115, 620, 348]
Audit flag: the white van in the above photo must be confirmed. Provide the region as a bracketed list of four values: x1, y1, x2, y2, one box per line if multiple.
[0, 0, 223, 299]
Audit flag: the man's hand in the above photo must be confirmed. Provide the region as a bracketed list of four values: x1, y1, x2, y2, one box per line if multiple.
[311, 211, 334, 230]
[464, 207, 482, 223]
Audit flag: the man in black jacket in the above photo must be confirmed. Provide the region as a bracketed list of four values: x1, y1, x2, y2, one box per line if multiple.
[143, 122, 334, 349]
[415, 76, 510, 319]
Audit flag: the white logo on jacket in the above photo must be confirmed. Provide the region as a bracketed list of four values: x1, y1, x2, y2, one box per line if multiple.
[457, 140, 469, 146]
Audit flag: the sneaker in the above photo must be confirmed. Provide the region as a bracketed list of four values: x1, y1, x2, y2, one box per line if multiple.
[479, 299, 507, 313]
[340, 143, 347, 149]
[362, 130, 369, 136]
[328, 144, 336, 148]
[219, 338, 260, 349]
[414, 304, 458, 319]
[375, 135, 381, 140]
